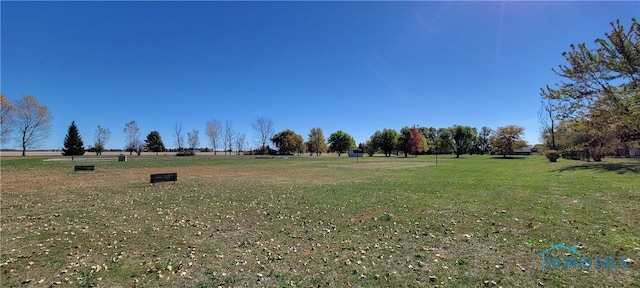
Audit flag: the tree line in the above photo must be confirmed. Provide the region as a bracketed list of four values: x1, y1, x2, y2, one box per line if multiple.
[362, 125, 525, 158]
[1, 95, 528, 157]
[539, 18, 639, 160]
[60, 120, 526, 158]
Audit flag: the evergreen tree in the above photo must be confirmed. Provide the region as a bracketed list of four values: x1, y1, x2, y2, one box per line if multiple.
[62, 121, 85, 156]
[145, 131, 166, 155]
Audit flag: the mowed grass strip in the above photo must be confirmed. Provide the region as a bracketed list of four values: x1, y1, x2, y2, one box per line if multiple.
[1, 155, 638, 287]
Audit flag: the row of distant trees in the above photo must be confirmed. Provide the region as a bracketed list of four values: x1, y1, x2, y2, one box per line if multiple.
[538, 18, 639, 160]
[0, 96, 527, 158]
[361, 125, 526, 158]
[58, 119, 526, 158]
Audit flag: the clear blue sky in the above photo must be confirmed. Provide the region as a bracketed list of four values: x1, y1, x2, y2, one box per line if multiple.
[2, 1, 639, 150]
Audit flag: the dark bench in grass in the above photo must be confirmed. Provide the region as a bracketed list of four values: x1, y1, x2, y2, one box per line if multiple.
[150, 173, 177, 184]
[74, 165, 95, 172]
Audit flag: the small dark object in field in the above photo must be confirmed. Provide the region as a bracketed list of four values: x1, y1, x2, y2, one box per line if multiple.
[74, 165, 95, 172]
[150, 173, 177, 184]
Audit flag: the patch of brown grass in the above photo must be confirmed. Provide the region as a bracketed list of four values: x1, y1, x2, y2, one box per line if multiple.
[338, 161, 435, 169]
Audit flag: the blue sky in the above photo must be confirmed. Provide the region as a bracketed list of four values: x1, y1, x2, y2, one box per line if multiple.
[2, 1, 639, 150]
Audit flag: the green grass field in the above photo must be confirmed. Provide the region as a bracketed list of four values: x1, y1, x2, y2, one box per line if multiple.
[1, 154, 639, 287]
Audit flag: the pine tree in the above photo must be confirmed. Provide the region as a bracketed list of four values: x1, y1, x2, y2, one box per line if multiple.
[145, 131, 166, 155]
[62, 121, 85, 156]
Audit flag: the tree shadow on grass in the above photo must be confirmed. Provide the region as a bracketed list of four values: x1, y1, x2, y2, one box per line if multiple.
[556, 162, 640, 174]
[490, 156, 528, 160]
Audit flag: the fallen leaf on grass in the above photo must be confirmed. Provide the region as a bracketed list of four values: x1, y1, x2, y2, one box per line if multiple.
[483, 280, 498, 286]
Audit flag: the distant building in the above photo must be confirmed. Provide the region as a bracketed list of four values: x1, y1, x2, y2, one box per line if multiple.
[348, 149, 364, 157]
[513, 146, 534, 155]
[616, 146, 640, 157]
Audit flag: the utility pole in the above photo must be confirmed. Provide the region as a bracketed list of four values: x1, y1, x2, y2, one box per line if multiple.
[434, 132, 438, 167]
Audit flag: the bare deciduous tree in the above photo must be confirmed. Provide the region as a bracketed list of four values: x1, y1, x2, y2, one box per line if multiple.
[235, 132, 246, 155]
[92, 125, 111, 156]
[538, 96, 561, 150]
[252, 116, 274, 154]
[206, 119, 221, 155]
[1, 94, 14, 143]
[174, 122, 185, 150]
[222, 120, 233, 155]
[187, 129, 200, 150]
[124, 120, 141, 155]
[12, 95, 52, 156]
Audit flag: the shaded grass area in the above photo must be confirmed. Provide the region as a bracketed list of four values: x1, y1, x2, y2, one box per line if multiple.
[1, 155, 639, 287]
[556, 160, 640, 174]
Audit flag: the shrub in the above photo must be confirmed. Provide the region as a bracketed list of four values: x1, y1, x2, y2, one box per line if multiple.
[561, 149, 589, 161]
[544, 150, 561, 162]
[591, 148, 606, 162]
[176, 150, 195, 156]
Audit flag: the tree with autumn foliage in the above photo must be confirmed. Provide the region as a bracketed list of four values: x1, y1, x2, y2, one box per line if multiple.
[409, 126, 428, 157]
[306, 127, 327, 156]
[491, 125, 527, 157]
[272, 129, 304, 155]
[398, 126, 428, 157]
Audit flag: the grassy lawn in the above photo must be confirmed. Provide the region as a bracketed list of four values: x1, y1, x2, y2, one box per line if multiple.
[1, 154, 638, 287]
